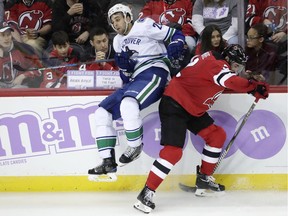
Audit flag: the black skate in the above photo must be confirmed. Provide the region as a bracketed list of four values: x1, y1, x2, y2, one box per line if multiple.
[195, 165, 225, 197]
[134, 185, 155, 214]
[88, 149, 118, 182]
[119, 143, 143, 167]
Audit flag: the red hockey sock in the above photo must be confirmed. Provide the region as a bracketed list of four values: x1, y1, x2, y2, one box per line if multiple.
[146, 145, 182, 190]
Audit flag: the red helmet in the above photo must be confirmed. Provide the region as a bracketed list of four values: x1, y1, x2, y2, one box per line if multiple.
[22, 0, 34, 7]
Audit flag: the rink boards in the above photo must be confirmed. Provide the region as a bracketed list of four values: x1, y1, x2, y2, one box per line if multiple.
[0, 91, 286, 191]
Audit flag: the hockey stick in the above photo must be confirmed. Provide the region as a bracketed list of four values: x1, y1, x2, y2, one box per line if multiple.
[14, 53, 168, 72]
[49, 74, 67, 88]
[179, 98, 259, 193]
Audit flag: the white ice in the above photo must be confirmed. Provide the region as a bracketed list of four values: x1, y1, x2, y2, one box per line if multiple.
[0, 191, 287, 216]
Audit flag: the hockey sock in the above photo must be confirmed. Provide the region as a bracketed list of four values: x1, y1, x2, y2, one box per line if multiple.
[95, 107, 117, 159]
[146, 145, 182, 190]
[198, 124, 226, 175]
[120, 97, 143, 147]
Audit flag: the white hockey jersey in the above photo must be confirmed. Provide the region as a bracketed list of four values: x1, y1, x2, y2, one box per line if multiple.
[113, 17, 175, 78]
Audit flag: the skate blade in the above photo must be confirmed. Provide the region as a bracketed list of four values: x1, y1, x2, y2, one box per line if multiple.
[118, 155, 141, 167]
[88, 173, 117, 182]
[195, 188, 225, 197]
[133, 201, 152, 214]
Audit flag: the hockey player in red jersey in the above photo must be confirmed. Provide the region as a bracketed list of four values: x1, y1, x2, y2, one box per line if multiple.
[134, 44, 269, 214]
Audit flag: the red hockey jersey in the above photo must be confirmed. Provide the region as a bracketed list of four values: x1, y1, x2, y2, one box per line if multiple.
[164, 51, 255, 117]
[40, 47, 80, 88]
[139, 0, 196, 36]
[246, 0, 287, 33]
[5, 0, 52, 34]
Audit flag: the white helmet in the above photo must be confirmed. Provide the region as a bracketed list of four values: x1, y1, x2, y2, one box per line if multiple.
[108, 4, 133, 25]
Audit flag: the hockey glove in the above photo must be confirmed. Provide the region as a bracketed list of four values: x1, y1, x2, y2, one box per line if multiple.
[114, 51, 137, 72]
[119, 69, 132, 84]
[167, 39, 185, 60]
[248, 80, 269, 101]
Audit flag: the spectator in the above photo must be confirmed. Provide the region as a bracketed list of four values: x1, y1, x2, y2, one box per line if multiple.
[192, 0, 238, 44]
[263, 0, 287, 84]
[245, 23, 278, 83]
[5, 0, 53, 54]
[40, 30, 81, 88]
[245, 0, 287, 84]
[82, 27, 117, 71]
[245, 0, 268, 31]
[193, 24, 227, 55]
[52, 0, 108, 50]
[0, 22, 43, 88]
[139, 0, 197, 53]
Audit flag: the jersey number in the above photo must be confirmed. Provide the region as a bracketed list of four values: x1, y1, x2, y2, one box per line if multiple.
[152, 22, 162, 30]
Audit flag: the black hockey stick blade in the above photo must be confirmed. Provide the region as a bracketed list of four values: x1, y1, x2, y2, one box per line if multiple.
[178, 183, 197, 193]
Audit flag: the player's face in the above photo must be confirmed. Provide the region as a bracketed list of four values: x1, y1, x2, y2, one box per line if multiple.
[231, 61, 245, 75]
[54, 43, 70, 57]
[90, 34, 109, 53]
[211, 30, 221, 48]
[246, 28, 262, 48]
[0, 30, 13, 49]
[110, 13, 131, 35]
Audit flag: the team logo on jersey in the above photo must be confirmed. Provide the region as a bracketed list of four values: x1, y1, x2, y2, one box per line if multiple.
[159, 8, 186, 25]
[18, 10, 44, 32]
[203, 91, 222, 108]
[72, 22, 82, 33]
[263, 6, 287, 31]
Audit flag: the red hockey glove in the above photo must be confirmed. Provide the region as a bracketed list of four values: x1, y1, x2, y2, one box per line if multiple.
[248, 80, 269, 101]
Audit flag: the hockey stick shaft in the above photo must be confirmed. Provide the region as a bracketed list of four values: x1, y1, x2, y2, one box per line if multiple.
[212, 98, 258, 173]
[179, 99, 258, 193]
[17, 53, 167, 71]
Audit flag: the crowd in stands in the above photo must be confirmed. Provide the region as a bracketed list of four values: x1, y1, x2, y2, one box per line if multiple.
[0, 0, 286, 88]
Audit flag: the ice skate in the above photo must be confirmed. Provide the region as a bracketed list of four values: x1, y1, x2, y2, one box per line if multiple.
[88, 150, 118, 182]
[134, 185, 155, 214]
[119, 143, 143, 167]
[195, 165, 225, 197]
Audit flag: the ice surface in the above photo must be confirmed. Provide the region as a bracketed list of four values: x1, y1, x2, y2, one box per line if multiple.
[0, 191, 287, 216]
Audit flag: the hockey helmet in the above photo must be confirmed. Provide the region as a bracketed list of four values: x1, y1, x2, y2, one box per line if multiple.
[221, 44, 247, 65]
[22, 0, 34, 7]
[164, 0, 176, 5]
[108, 4, 133, 24]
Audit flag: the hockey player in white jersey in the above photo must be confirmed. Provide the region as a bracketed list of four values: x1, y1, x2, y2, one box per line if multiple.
[88, 3, 186, 181]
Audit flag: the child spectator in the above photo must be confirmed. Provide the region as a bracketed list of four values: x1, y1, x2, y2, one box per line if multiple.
[40, 30, 81, 88]
[83, 27, 117, 71]
[0, 22, 43, 88]
[193, 24, 227, 55]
